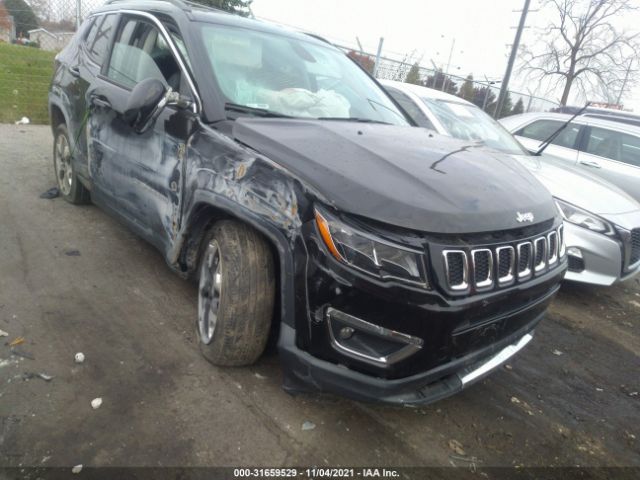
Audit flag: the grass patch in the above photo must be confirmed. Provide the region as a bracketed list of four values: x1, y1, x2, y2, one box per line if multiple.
[0, 42, 56, 124]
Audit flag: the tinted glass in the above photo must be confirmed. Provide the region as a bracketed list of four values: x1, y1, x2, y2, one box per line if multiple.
[584, 127, 640, 167]
[385, 87, 435, 129]
[197, 24, 408, 124]
[84, 14, 117, 66]
[107, 18, 181, 90]
[516, 119, 580, 149]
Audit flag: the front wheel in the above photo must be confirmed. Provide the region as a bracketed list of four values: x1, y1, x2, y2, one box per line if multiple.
[197, 220, 275, 366]
[53, 124, 90, 204]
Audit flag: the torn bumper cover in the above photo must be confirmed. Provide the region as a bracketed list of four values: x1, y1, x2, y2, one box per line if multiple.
[279, 319, 540, 405]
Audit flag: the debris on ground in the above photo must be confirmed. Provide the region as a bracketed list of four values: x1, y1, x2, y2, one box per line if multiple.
[9, 337, 25, 347]
[254, 372, 267, 380]
[448, 439, 466, 456]
[64, 249, 81, 257]
[552, 349, 564, 356]
[15, 117, 30, 125]
[11, 348, 35, 360]
[504, 364, 513, 370]
[72, 464, 83, 474]
[301, 421, 316, 431]
[22, 372, 53, 382]
[75, 352, 85, 364]
[0, 329, 8, 337]
[91, 398, 102, 409]
[629, 300, 640, 309]
[39, 187, 60, 200]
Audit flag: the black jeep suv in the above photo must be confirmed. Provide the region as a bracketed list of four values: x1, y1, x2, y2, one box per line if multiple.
[49, 0, 567, 404]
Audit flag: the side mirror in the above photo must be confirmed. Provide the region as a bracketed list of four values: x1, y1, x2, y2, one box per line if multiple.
[123, 78, 167, 133]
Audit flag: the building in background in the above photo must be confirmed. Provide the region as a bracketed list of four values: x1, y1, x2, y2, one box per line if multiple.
[0, 2, 16, 42]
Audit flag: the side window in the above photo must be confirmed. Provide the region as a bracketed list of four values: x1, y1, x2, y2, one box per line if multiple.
[584, 127, 640, 167]
[106, 17, 182, 90]
[84, 14, 117, 66]
[386, 88, 435, 130]
[516, 120, 580, 149]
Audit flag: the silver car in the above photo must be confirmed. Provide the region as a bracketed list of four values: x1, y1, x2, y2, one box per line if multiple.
[381, 80, 640, 286]
[500, 112, 640, 204]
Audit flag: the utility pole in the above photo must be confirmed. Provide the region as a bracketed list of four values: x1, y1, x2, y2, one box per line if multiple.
[616, 58, 633, 106]
[442, 38, 456, 91]
[494, 0, 531, 118]
[373, 37, 384, 78]
[75, 0, 82, 30]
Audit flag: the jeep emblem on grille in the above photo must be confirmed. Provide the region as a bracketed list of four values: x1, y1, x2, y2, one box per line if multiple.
[516, 212, 535, 223]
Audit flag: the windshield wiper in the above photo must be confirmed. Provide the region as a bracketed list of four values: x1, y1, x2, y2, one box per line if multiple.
[534, 102, 591, 156]
[224, 103, 291, 118]
[318, 117, 391, 124]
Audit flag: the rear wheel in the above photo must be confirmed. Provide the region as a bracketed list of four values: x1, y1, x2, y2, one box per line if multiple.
[197, 220, 275, 366]
[53, 124, 90, 204]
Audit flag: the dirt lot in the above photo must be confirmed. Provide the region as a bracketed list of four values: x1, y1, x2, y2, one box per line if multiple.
[0, 124, 639, 475]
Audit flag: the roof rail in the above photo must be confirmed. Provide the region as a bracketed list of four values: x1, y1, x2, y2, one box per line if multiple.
[104, 0, 229, 14]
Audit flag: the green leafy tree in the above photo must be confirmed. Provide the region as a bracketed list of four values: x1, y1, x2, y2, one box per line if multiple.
[404, 62, 422, 85]
[191, 0, 253, 17]
[4, 0, 38, 37]
[511, 98, 525, 116]
[458, 74, 475, 101]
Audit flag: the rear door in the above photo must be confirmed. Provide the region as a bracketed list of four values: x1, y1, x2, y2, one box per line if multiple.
[512, 118, 582, 165]
[576, 125, 640, 203]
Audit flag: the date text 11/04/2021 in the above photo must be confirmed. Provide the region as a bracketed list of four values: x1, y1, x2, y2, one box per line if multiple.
[233, 468, 400, 478]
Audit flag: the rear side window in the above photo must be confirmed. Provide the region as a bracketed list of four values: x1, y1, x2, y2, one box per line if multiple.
[385, 87, 435, 130]
[106, 17, 182, 90]
[84, 14, 118, 66]
[584, 127, 640, 167]
[516, 119, 580, 149]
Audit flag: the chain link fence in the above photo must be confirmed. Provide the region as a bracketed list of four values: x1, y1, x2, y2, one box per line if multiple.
[337, 46, 560, 118]
[0, 0, 559, 125]
[0, 0, 104, 124]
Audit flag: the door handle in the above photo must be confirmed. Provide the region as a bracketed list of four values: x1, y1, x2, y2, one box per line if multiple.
[579, 160, 602, 169]
[69, 65, 80, 78]
[90, 94, 111, 109]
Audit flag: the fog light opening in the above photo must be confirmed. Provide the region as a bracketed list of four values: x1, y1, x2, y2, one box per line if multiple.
[567, 247, 583, 259]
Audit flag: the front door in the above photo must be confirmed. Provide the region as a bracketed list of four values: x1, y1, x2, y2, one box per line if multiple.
[87, 15, 194, 250]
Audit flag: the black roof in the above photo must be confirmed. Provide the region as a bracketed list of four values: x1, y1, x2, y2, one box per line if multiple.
[98, 0, 330, 47]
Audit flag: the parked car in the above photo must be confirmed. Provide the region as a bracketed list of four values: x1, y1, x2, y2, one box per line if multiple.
[382, 80, 640, 286]
[48, 0, 566, 405]
[499, 112, 640, 204]
[551, 105, 640, 128]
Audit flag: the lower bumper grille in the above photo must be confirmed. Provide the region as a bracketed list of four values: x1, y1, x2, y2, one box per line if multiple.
[631, 229, 640, 266]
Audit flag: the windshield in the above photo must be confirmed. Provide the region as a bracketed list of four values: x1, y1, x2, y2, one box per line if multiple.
[197, 24, 408, 125]
[419, 97, 527, 155]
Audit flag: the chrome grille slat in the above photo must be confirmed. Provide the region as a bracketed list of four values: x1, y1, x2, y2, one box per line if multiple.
[472, 249, 493, 289]
[441, 226, 564, 294]
[496, 246, 515, 285]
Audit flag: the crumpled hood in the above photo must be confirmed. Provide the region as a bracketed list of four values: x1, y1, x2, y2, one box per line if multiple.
[233, 118, 558, 234]
[515, 154, 640, 217]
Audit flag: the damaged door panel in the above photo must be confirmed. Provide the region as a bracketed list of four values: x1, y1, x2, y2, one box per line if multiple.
[49, 0, 567, 405]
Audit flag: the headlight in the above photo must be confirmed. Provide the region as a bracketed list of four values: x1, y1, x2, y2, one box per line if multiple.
[314, 207, 428, 288]
[554, 198, 615, 236]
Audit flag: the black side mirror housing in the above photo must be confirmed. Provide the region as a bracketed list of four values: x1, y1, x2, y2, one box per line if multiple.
[122, 78, 167, 131]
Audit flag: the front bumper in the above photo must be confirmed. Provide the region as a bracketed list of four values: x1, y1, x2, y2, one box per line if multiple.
[563, 223, 640, 286]
[279, 281, 559, 405]
[279, 318, 540, 405]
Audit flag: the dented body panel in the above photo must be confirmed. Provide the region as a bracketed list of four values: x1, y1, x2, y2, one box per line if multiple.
[48, 0, 567, 405]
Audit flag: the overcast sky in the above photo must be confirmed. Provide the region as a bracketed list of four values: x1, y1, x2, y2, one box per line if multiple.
[252, 0, 640, 112]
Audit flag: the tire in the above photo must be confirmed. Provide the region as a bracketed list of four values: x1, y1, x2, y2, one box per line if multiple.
[53, 123, 90, 204]
[197, 220, 275, 366]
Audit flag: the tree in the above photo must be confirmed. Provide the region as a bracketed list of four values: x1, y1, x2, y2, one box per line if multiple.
[424, 69, 457, 95]
[520, 0, 639, 105]
[458, 74, 475, 101]
[4, 0, 38, 37]
[347, 50, 375, 75]
[404, 62, 422, 85]
[489, 92, 514, 119]
[511, 98, 525, 115]
[191, 0, 253, 17]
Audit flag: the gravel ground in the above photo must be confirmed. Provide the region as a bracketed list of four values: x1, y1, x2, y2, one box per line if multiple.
[0, 125, 638, 476]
